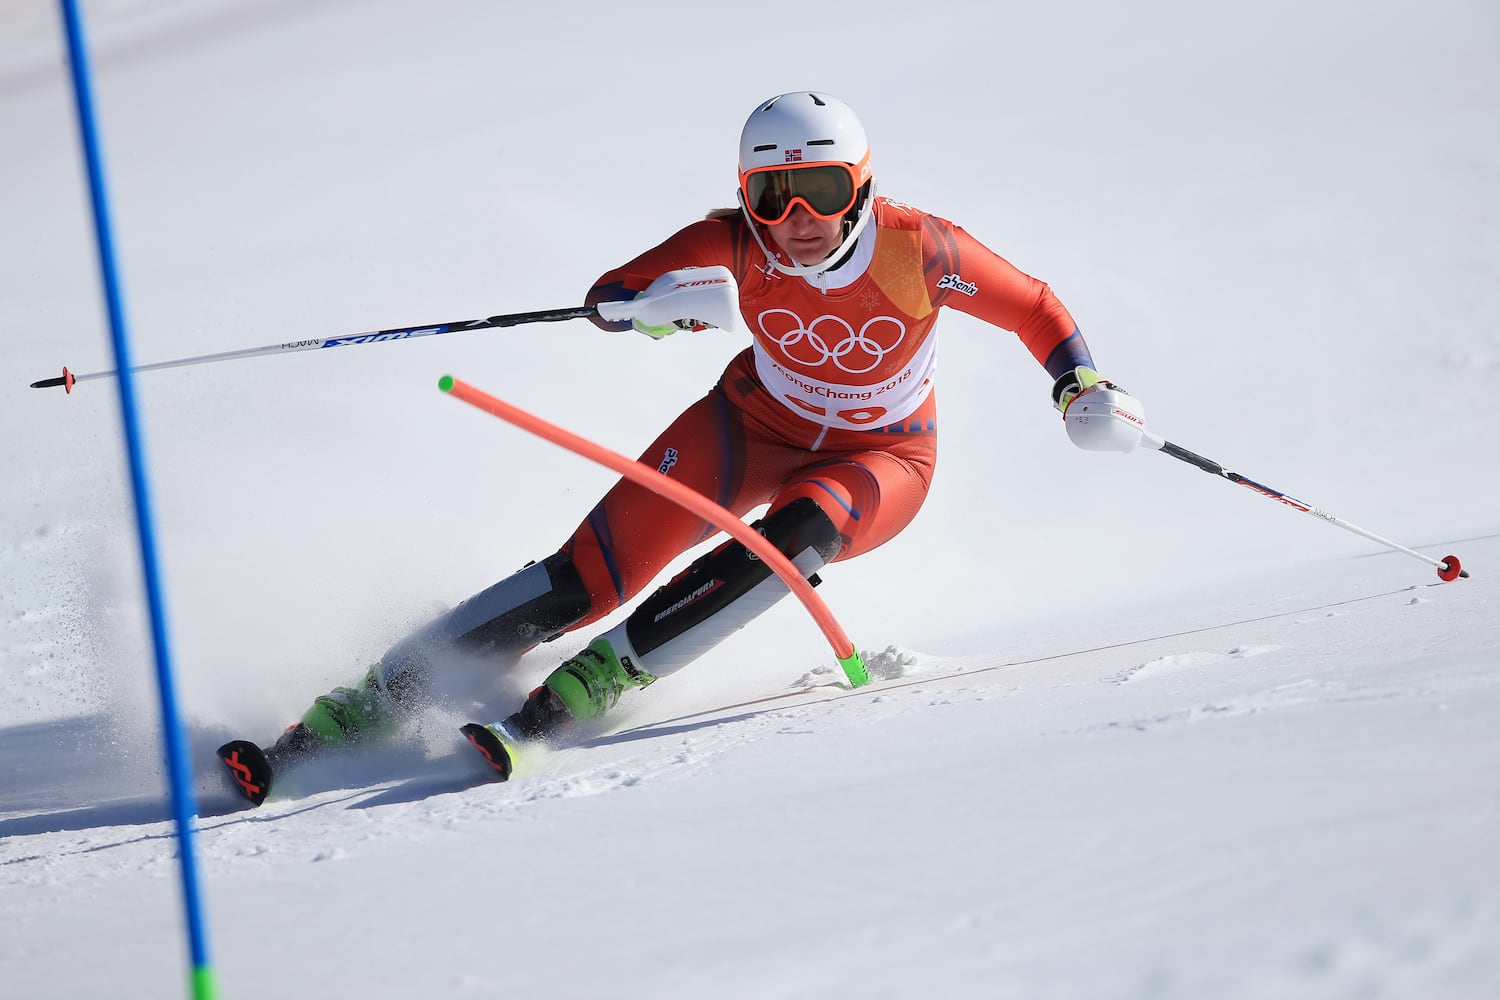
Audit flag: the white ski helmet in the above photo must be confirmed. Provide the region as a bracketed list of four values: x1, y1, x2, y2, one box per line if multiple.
[736, 92, 878, 276]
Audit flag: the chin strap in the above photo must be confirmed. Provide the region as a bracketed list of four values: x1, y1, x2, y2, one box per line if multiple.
[738, 179, 879, 278]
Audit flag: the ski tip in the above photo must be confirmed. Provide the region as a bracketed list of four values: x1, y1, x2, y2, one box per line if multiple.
[217, 739, 274, 806]
[460, 723, 515, 782]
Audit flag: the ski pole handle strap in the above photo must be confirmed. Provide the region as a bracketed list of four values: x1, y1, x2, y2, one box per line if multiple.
[1051, 365, 1106, 414]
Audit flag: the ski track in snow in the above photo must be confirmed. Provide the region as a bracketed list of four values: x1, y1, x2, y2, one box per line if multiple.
[6, 569, 1489, 862]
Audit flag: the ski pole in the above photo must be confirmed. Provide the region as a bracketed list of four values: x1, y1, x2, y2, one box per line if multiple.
[29, 305, 598, 393]
[1141, 429, 1468, 581]
[30, 265, 742, 394]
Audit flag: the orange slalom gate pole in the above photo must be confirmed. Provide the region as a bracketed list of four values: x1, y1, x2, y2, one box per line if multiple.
[438, 375, 869, 687]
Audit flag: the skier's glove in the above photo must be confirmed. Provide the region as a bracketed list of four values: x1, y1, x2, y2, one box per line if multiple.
[1051, 365, 1147, 453]
[1051, 365, 1125, 415]
[593, 266, 740, 340]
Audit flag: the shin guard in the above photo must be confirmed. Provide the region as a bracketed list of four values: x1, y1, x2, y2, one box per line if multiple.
[606, 496, 841, 680]
[375, 551, 591, 702]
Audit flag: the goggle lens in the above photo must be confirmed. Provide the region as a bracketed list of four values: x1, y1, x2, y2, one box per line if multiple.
[743, 164, 857, 225]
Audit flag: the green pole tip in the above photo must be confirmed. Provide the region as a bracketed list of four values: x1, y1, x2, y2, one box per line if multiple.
[838, 649, 870, 688]
[191, 966, 219, 1000]
[438, 375, 455, 393]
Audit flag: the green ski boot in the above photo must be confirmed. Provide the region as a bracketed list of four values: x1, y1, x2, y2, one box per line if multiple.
[273, 664, 399, 755]
[463, 636, 655, 779]
[543, 636, 656, 722]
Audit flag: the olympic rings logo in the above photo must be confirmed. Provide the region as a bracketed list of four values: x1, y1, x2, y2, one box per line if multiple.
[756, 309, 907, 375]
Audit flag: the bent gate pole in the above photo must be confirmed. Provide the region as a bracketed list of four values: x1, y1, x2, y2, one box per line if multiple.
[438, 375, 870, 687]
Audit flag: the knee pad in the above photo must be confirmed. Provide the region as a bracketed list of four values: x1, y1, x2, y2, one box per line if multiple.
[758, 495, 843, 565]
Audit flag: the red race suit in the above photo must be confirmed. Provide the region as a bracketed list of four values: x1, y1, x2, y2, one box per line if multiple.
[561, 198, 1092, 627]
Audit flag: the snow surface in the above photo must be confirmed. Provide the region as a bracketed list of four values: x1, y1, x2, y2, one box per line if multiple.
[3, 1, 1498, 997]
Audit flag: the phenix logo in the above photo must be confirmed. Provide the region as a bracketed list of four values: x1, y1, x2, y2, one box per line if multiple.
[936, 273, 978, 296]
[658, 448, 680, 474]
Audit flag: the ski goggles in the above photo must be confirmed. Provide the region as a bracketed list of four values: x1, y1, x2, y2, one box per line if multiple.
[740, 161, 863, 226]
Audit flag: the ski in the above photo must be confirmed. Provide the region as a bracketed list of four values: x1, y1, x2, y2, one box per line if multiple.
[216, 739, 275, 806]
[460, 722, 517, 781]
[216, 725, 516, 807]
[215, 726, 322, 807]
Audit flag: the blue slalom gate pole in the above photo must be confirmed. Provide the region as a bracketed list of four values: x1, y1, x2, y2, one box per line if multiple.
[56, 3, 218, 998]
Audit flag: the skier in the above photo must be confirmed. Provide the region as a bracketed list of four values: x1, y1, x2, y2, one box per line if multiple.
[255, 91, 1136, 771]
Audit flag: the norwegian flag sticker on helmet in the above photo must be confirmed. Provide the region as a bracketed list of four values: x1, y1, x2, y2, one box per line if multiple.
[784, 149, 803, 162]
